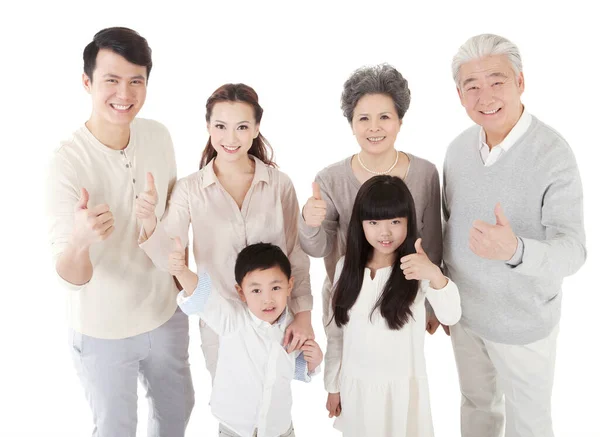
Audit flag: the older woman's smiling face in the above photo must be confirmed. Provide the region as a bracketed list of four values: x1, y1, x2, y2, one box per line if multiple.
[351, 93, 402, 156]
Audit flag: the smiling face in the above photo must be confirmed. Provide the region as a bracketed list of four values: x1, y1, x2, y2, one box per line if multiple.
[235, 266, 294, 324]
[207, 101, 260, 164]
[351, 93, 402, 155]
[457, 54, 524, 143]
[362, 217, 408, 259]
[83, 49, 147, 128]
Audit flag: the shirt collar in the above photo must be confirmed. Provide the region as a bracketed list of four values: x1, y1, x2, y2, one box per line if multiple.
[479, 107, 532, 153]
[247, 306, 290, 331]
[201, 155, 270, 189]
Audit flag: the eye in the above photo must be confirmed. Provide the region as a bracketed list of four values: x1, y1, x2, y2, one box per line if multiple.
[272, 286, 282, 291]
[251, 288, 261, 294]
[368, 220, 378, 225]
[215, 123, 225, 130]
[359, 116, 368, 122]
[380, 115, 390, 120]
[237, 125, 249, 130]
[107, 79, 117, 83]
[467, 86, 478, 91]
[391, 219, 402, 225]
[131, 79, 144, 85]
[492, 81, 503, 87]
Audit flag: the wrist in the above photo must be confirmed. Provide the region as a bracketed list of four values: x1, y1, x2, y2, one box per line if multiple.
[69, 235, 92, 253]
[429, 268, 448, 290]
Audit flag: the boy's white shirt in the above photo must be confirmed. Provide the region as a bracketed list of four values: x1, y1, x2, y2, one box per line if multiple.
[177, 273, 318, 437]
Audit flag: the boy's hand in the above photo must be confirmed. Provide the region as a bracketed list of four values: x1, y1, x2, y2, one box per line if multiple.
[326, 392, 341, 418]
[301, 339, 323, 373]
[400, 238, 448, 289]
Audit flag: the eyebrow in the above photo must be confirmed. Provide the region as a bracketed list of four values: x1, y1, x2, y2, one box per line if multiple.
[102, 73, 146, 81]
[357, 111, 393, 116]
[462, 72, 509, 87]
[213, 120, 251, 125]
[247, 279, 284, 287]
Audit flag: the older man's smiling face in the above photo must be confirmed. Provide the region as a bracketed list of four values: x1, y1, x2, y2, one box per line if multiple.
[457, 54, 524, 146]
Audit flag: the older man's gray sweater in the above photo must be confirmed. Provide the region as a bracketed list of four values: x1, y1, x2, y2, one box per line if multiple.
[442, 116, 586, 345]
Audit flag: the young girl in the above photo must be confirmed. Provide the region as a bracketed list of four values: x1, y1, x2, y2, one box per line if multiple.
[324, 175, 461, 437]
[136, 83, 314, 380]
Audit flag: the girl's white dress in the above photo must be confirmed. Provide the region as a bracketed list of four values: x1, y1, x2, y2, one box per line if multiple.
[324, 258, 461, 437]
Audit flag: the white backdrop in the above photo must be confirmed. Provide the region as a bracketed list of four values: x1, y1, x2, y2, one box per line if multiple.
[0, 1, 598, 436]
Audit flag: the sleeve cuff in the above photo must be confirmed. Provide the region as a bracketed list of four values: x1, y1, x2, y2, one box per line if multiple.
[506, 237, 524, 267]
[177, 272, 212, 316]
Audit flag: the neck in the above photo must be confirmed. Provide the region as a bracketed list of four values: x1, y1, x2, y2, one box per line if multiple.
[213, 154, 255, 178]
[86, 115, 130, 150]
[485, 104, 524, 148]
[358, 148, 398, 172]
[368, 249, 396, 269]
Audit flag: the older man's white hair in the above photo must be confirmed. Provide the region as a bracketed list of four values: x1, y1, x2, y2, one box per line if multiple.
[452, 34, 523, 88]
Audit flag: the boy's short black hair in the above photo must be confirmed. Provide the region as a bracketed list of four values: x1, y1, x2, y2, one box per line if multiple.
[234, 243, 292, 285]
[83, 27, 152, 82]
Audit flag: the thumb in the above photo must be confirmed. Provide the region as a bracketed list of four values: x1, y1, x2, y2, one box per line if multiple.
[146, 172, 156, 192]
[173, 236, 184, 252]
[495, 203, 509, 226]
[75, 188, 89, 210]
[415, 238, 425, 254]
[312, 182, 322, 200]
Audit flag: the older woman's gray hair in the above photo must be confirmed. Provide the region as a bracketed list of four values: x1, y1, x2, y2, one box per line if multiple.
[452, 34, 523, 88]
[341, 63, 410, 123]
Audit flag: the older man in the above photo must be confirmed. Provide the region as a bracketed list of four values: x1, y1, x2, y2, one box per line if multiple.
[442, 34, 586, 437]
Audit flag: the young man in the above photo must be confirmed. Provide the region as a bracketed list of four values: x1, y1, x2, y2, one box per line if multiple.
[174, 242, 323, 437]
[443, 34, 586, 437]
[46, 27, 193, 436]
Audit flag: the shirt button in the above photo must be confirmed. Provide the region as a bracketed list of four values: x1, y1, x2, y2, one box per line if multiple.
[133, 178, 136, 183]
[136, 195, 138, 199]
[120, 151, 124, 155]
[126, 164, 130, 168]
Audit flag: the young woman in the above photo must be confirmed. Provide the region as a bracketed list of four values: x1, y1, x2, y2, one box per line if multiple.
[136, 83, 314, 379]
[324, 176, 461, 437]
[299, 64, 443, 333]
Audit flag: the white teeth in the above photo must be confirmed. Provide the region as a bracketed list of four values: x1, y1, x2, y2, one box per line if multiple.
[368, 136, 385, 141]
[482, 109, 499, 114]
[111, 104, 132, 110]
[223, 145, 239, 151]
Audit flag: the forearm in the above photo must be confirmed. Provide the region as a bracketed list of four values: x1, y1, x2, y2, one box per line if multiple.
[298, 218, 333, 258]
[177, 267, 199, 296]
[55, 241, 93, 286]
[514, 235, 586, 278]
[141, 215, 157, 240]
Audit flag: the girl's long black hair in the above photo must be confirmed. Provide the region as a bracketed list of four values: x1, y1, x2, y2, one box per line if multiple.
[331, 175, 419, 330]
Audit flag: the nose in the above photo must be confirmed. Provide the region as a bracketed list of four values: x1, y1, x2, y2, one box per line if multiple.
[225, 127, 237, 144]
[478, 85, 495, 106]
[380, 222, 392, 236]
[369, 118, 380, 132]
[116, 82, 133, 100]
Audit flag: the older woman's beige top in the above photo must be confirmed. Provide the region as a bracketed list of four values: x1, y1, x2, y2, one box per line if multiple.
[140, 157, 313, 314]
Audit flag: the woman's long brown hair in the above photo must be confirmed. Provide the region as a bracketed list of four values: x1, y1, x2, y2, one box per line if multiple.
[200, 83, 276, 169]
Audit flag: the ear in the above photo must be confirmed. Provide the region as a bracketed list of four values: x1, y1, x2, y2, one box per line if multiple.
[206, 122, 211, 135]
[517, 72, 525, 94]
[286, 276, 295, 297]
[253, 123, 260, 139]
[82, 73, 92, 94]
[456, 86, 467, 107]
[235, 284, 246, 302]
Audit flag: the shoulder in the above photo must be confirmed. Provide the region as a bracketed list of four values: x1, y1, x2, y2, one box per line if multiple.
[446, 124, 480, 156]
[132, 117, 171, 136]
[316, 156, 352, 184]
[406, 154, 439, 178]
[133, 118, 174, 151]
[529, 116, 574, 157]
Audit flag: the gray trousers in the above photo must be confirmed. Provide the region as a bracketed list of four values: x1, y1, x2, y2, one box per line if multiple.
[218, 423, 295, 437]
[69, 307, 194, 437]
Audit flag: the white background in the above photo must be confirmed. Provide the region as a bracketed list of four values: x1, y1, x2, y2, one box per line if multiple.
[0, 1, 598, 436]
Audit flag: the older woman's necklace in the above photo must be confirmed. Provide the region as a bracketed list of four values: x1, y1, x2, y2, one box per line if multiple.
[357, 150, 399, 175]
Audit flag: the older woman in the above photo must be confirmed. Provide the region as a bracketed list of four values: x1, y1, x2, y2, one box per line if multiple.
[299, 64, 443, 337]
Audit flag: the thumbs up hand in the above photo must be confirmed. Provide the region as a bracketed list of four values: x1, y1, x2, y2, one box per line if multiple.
[302, 181, 328, 228]
[136, 172, 158, 220]
[400, 238, 448, 289]
[168, 236, 186, 277]
[72, 188, 115, 249]
[469, 203, 518, 261]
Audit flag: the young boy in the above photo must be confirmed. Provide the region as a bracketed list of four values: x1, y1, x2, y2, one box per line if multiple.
[172, 241, 323, 437]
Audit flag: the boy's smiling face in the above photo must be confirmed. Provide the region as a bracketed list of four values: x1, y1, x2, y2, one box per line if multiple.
[235, 266, 294, 324]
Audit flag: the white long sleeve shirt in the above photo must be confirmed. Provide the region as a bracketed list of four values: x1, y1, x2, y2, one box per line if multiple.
[178, 274, 315, 437]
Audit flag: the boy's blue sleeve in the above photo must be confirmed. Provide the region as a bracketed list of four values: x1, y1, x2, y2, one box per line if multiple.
[294, 352, 312, 382]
